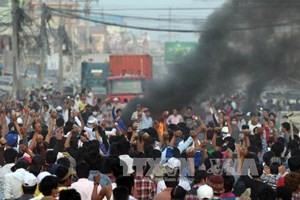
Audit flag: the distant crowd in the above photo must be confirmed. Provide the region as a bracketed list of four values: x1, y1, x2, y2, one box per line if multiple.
[0, 88, 299, 200]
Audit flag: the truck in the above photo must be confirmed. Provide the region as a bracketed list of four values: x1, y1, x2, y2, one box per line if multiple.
[81, 62, 110, 99]
[106, 55, 153, 103]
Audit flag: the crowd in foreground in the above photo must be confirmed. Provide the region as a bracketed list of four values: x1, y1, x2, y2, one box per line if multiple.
[0, 90, 299, 200]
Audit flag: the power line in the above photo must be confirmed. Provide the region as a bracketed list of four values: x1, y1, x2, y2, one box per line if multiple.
[55, 8, 208, 22]
[49, 7, 300, 33]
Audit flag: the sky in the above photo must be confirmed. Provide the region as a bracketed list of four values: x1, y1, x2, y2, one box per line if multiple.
[88, 0, 226, 42]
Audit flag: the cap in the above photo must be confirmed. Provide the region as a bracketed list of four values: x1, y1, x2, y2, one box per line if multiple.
[5, 132, 18, 146]
[113, 97, 119, 102]
[43, 96, 47, 101]
[23, 173, 37, 187]
[87, 116, 97, 124]
[57, 152, 64, 160]
[197, 184, 214, 200]
[56, 106, 63, 111]
[54, 165, 76, 181]
[37, 171, 51, 184]
[164, 157, 181, 169]
[221, 127, 229, 133]
[17, 117, 23, 125]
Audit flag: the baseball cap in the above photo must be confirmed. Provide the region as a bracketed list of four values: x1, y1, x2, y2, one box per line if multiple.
[23, 173, 37, 187]
[56, 106, 63, 111]
[37, 171, 51, 184]
[87, 116, 97, 124]
[5, 132, 18, 146]
[197, 184, 214, 199]
[113, 97, 119, 102]
[54, 165, 76, 182]
[17, 118, 23, 125]
[164, 157, 181, 169]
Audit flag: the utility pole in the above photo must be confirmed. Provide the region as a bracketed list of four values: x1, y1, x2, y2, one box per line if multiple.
[11, 0, 19, 99]
[39, 3, 47, 88]
[58, 0, 64, 91]
[84, 0, 90, 53]
[71, 0, 76, 79]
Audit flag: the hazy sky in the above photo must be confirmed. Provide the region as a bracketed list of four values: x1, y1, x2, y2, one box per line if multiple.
[90, 0, 226, 41]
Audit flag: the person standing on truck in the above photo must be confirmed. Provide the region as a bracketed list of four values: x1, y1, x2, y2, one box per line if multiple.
[141, 108, 153, 129]
[166, 109, 183, 125]
[100, 98, 114, 128]
[86, 87, 94, 106]
[131, 104, 144, 122]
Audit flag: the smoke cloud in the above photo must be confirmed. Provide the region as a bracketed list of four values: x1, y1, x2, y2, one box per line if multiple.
[124, 0, 300, 120]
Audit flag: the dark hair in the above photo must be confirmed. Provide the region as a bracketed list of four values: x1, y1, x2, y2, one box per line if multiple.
[116, 176, 134, 195]
[4, 148, 18, 164]
[113, 186, 129, 200]
[276, 186, 292, 200]
[172, 147, 180, 158]
[76, 162, 90, 179]
[257, 184, 276, 200]
[39, 176, 59, 196]
[171, 185, 186, 200]
[288, 156, 300, 172]
[216, 136, 224, 147]
[263, 151, 275, 166]
[29, 164, 43, 177]
[271, 141, 284, 157]
[23, 184, 37, 194]
[14, 158, 29, 170]
[57, 157, 71, 168]
[288, 140, 299, 151]
[59, 189, 81, 200]
[116, 108, 122, 114]
[32, 154, 45, 166]
[281, 122, 291, 132]
[54, 165, 71, 184]
[186, 106, 193, 110]
[270, 162, 280, 174]
[46, 150, 58, 164]
[269, 112, 276, 118]
[56, 117, 65, 127]
[193, 170, 207, 184]
[118, 140, 130, 155]
[223, 175, 235, 193]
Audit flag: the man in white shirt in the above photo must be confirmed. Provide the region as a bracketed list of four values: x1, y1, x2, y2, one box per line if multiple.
[248, 112, 262, 134]
[4, 158, 30, 199]
[0, 148, 18, 200]
[70, 162, 101, 200]
[140, 108, 153, 129]
[131, 104, 144, 122]
[166, 109, 183, 125]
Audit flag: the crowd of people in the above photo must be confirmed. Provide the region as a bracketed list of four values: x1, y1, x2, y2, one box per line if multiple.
[0, 89, 299, 200]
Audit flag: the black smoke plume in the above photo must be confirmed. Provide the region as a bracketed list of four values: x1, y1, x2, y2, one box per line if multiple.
[124, 0, 300, 120]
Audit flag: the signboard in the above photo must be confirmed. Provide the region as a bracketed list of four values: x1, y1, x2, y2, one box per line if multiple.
[164, 42, 198, 63]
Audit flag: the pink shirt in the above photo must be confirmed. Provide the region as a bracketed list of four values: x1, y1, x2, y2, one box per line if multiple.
[166, 114, 183, 125]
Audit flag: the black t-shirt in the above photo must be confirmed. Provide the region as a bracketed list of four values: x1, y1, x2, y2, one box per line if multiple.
[240, 176, 276, 200]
